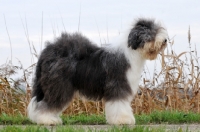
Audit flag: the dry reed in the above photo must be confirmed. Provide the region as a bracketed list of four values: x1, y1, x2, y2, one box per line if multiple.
[0, 29, 200, 116]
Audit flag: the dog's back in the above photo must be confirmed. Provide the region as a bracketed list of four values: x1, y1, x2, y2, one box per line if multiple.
[28, 18, 168, 125]
[32, 33, 100, 103]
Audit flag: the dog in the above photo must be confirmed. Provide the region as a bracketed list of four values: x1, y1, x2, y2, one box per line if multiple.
[27, 18, 168, 125]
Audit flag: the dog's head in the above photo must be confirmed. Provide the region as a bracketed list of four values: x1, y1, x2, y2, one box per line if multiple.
[128, 18, 168, 60]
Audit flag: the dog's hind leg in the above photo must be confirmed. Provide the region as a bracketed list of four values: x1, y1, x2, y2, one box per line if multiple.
[28, 58, 76, 125]
[28, 84, 75, 125]
[28, 97, 63, 125]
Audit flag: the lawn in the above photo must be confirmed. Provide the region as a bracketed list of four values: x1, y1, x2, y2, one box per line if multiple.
[0, 125, 170, 132]
[1, 110, 200, 125]
[1, 21, 200, 132]
[1, 111, 200, 131]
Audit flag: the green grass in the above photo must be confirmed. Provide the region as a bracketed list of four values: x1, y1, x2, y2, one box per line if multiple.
[0, 125, 174, 132]
[1, 110, 200, 125]
[0, 113, 105, 125]
[0, 126, 49, 132]
[0, 113, 33, 125]
[62, 114, 105, 125]
[135, 110, 200, 124]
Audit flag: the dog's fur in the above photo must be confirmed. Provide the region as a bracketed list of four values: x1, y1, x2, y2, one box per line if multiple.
[27, 18, 168, 125]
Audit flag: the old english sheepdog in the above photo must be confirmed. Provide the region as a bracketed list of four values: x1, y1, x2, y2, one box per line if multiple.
[27, 18, 168, 125]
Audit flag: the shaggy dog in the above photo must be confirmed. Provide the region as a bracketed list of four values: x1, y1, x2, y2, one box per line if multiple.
[27, 18, 168, 125]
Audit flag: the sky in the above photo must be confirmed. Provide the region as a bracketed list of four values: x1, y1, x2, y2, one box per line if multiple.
[0, 0, 200, 79]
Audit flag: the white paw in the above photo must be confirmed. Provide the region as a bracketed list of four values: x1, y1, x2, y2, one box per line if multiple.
[105, 100, 135, 125]
[107, 114, 135, 125]
[36, 114, 63, 125]
[27, 97, 63, 125]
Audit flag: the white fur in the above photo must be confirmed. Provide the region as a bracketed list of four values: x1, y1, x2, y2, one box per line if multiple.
[104, 30, 146, 125]
[108, 28, 146, 97]
[27, 96, 62, 125]
[27, 19, 168, 126]
[105, 100, 135, 124]
[105, 24, 168, 125]
[124, 49, 146, 97]
[155, 28, 168, 46]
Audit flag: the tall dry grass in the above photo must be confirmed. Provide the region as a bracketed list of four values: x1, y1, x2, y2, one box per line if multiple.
[0, 29, 200, 116]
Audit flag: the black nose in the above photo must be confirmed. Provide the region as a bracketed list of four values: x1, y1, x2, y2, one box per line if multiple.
[164, 39, 167, 43]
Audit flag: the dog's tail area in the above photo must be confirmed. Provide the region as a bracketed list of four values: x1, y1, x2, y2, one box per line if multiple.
[31, 59, 44, 102]
[27, 59, 44, 122]
[27, 96, 38, 122]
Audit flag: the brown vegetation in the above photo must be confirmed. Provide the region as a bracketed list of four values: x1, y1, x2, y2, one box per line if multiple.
[0, 30, 199, 116]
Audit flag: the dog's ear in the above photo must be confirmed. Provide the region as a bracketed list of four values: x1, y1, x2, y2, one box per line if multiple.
[128, 28, 143, 50]
[128, 19, 157, 50]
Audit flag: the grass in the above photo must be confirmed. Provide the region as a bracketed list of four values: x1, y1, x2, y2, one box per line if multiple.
[1, 111, 200, 125]
[0, 113, 105, 125]
[135, 110, 200, 125]
[1, 31, 200, 116]
[0, 19, 199, 132]
[0, 14, 199, 132]
[0, 25, 200, 132]
[62, 114, 105, 125]
[0, 126, 50, 132]
[0, 113, 32, 125]
[0, 125, 188, 132]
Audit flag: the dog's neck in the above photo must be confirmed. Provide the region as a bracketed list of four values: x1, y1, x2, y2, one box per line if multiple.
[116, 42, 146, 97]
[105, 38, 146, 66]
[115, 41, 146, 65]
[105, 41, 146, 75]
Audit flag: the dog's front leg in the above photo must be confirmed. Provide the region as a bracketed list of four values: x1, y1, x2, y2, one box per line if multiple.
[105, 99, 135, 125]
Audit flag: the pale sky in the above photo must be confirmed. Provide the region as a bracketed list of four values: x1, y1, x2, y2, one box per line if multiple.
[1, 0, 200, 78]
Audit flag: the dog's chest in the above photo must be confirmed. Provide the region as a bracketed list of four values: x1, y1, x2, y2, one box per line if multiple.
[126, 59, 145, 97]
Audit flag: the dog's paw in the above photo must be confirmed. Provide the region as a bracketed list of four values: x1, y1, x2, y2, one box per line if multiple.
[35, 114, 63, 125]
[107, 114, 135, 125]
